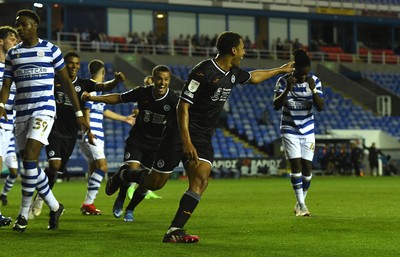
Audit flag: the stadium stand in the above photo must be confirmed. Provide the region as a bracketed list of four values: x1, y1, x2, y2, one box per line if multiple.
[362, 71, 400, 96]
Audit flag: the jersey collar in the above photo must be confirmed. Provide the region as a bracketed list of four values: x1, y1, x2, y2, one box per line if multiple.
[211, 58, 230, 76]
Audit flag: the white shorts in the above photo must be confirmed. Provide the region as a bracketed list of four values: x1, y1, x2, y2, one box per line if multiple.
[282, 133, 315, 161]
[15, 115, 54, 151]
[78, 138, 105, 162]
[5, 151, 18, 169]
[0, 129, 12, 159]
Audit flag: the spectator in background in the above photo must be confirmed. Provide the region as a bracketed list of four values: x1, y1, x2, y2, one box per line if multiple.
[308, 39, 320, 52]
[81, 28, 90, 42]
[350, 142, 364, 177]
[382, 155, 398, 176]
[128, 32, 140, 45]
[336, 144, 351, 175]
[292, 38, 303, 50]
[363, 142, 385, 176]
[275, 37, 283, 51]
[210, 34, 218, 48]
[244, 36, 252, 49]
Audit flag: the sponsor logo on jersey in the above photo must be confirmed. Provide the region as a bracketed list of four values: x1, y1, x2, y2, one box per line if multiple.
[210, 87, 231, 102]
[15, 64, 48, 79]
[55, 92, 65, 104]
[188, 79, 200, 92]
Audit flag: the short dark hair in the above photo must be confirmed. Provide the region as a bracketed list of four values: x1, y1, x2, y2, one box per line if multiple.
[16, 9, 40, 24]
[293, 48, 311, 68]
[88, 59, 104, 75]
[0, 26, 17, 40]
[152, 65, 170, 77]
[216, 31, 242, 55]
[64, 51, 80, 61]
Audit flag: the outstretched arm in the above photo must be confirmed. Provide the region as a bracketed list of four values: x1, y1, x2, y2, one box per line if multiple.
[94, 72, 125, 91]
[249, 61, 294, 84]
[81, 92, 123, 104]
[103, 109, 135, 126]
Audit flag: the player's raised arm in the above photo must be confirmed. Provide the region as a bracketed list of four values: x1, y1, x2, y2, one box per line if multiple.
[249, 61, 294, 84]
[81, 92, 123, 104]
[94, 72, 125, 91]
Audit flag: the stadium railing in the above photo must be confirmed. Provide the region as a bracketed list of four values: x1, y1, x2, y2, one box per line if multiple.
[56, 32, 400, 65]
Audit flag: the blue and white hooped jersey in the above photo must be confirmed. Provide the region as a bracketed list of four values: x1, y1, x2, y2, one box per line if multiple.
[0, 62, 16, 130]
[85, 91, 105, 142]
[275, 74, 323, 136]
[3, 39, 65, 123]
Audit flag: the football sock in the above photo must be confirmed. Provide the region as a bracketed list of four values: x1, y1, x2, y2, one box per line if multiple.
[290, 173, 305, 207]
[117, 183, 130, 202]
[302, 174, 312, 201]
[84, 169, 105, 204]
[20, 161, 39, 218]
[125, 187, 147, 211]
[1, 173, 17, 195]
[170, 190, 201, 229]
[45, 167, 58, 189]
[36, 167, 59, 212]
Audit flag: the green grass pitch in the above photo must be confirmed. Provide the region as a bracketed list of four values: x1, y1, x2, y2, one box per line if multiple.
[0, 176, 399, 257]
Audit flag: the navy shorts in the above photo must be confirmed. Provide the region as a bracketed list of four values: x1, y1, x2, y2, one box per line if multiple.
[152, 129, 214, 173]
[124, 135, 160, 169]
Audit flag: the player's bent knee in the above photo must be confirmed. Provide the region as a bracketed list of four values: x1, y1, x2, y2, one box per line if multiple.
[146, 173, 169, 191]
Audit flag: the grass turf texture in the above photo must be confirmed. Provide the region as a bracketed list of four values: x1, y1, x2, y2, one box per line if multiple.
[0, 176, 399, 257]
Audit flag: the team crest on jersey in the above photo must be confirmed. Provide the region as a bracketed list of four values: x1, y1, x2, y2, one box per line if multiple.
[37, 51, 45, 57]
[49, 150, 55, 157]
[157, 159, 165, 168]
[163, 105, 170, 111]
[188, 79, 200, 92]
[55, 92, 65, 104]
[125, 152, 131, 160]
[231, 75, 236, 83]
[75, 86, 81, 92]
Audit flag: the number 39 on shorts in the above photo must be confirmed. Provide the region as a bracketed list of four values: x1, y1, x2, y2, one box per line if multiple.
[33, 117, 49, 132]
